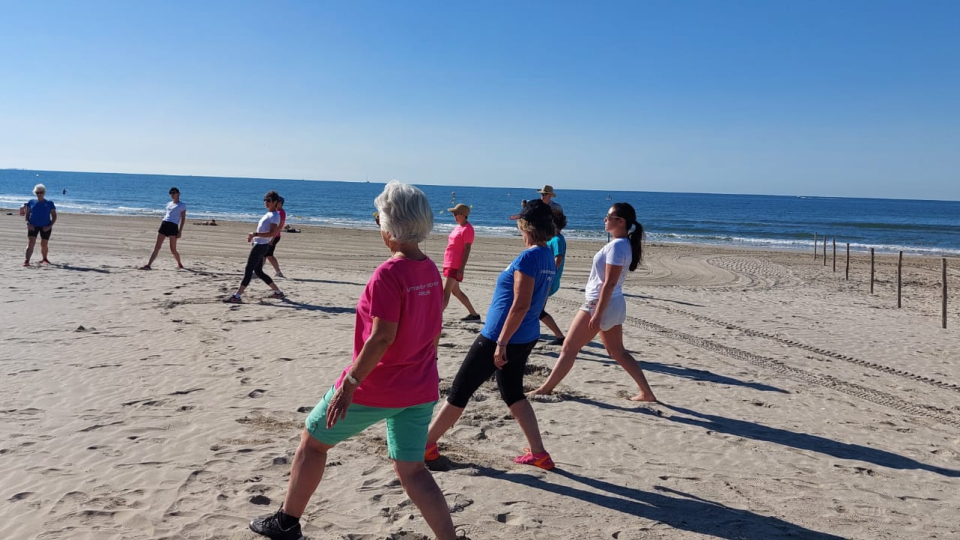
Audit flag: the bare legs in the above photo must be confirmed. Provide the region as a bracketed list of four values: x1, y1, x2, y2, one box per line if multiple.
[427, 399, 546, 456]
[281, 429, 457, 540]
[393, 460, 457, 539]
[40, 238, 50, 261]
[281, 430, 332, 517]
[599, 325, 657, 402]
[530, 309, 656, 401]
[539, 311, 565, 341]
[266, 255, 283, 277]
[530, 310, 596, 395]
[442, 277, 478, 316]
[143, 234, 182, 268]
[25, 236, 37, 263]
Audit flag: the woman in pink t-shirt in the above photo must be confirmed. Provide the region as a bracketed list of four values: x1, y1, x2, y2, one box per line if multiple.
[442, 203, 481, 321]
[249, 181, 459, 540]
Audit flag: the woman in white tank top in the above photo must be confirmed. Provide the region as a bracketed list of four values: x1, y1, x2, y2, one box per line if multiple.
[529, 202, 656, 402]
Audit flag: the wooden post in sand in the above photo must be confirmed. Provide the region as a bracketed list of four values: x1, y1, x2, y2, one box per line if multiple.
[832, 238, 837, 272]
[814, 233, 818, 259]
[944, 259, 948, 329]
[870, 249, 875, 294]
[897, 251, 903, 308]
[845, 243, 850, 280]
[823, 236, 827, 266]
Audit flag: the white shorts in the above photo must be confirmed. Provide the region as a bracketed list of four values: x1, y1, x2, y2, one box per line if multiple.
[580, 295, 627, 331]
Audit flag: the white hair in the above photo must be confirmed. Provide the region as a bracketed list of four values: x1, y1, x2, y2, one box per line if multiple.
[33, 183, 46, 194]
[375, 180, 433, 244]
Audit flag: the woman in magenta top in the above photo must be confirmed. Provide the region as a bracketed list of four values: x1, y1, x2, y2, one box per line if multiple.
[442, 203, 481, 321]
[249, 181, 459, 540]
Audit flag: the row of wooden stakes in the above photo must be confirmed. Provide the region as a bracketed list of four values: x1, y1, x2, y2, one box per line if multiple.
[812, 232, 949, 329]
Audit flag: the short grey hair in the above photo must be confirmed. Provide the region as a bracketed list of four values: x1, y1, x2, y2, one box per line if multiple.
[375, 180, 434, 243]
[33, 183, 46, 194]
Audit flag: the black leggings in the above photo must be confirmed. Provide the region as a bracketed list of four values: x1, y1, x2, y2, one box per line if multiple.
[241, 243, 274, 287]
[447, 335, 538, 408]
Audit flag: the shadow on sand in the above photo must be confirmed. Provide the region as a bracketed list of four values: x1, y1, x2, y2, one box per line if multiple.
[649, 404, 960, 478]
[428, 457, 845, 539]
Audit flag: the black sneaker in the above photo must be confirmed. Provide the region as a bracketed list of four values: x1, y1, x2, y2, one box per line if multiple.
[249, 509, 304, 540]
[460, 314, 481, 322]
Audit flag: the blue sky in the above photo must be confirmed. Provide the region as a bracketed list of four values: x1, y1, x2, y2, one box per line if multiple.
[1, 1, 958, 200]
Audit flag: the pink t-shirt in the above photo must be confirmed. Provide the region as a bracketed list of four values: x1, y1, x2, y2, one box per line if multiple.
[275, 208, 286, 237]
[443, 222, 475, 270]
[335, 256, 443, 408]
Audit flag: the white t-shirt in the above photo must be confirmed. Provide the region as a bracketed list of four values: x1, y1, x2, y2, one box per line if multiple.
[162, 201, 186, 223]
[584, 238, 631, 300]
[254, 211, 280, 245]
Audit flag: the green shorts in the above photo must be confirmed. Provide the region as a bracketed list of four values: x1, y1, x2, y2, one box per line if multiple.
[305, 386, 437, 462]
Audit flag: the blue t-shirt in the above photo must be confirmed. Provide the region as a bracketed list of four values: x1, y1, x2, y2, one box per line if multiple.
[547, 233, 566, 296]
[481, 245, 556, 344]
[27, 199, 56, 227]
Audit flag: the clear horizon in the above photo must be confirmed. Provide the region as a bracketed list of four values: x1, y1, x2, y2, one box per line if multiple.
[5, 166, 957, 203]
[1, 1, 958, 200]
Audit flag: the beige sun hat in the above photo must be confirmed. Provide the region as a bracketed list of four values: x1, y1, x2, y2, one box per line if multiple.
[536, 185, 557, 197]
[448, 203, 471, 216]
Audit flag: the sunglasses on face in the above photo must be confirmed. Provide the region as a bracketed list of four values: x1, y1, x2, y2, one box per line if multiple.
[604, 214, 621, 221]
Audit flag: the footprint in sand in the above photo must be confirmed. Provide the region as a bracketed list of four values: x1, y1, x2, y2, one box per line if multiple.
[247, 389, 266, 398]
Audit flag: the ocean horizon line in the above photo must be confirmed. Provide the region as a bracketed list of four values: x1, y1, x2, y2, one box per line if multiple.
[3, 167, 957, 204]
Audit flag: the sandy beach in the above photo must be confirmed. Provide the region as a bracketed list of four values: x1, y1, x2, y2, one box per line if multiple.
[2, 210, 959, 540]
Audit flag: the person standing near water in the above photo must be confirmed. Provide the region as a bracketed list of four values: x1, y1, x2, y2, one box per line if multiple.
[538, 209, 567, 345]
[265, 196, 286, 278]
[141, 187, 186, 270]
[530, 202, 656, 402]
[227, 191, 284, 303]
[537, 184, 562, 212]
[442, 203, 481, 322]
[23, 184, 57, 266]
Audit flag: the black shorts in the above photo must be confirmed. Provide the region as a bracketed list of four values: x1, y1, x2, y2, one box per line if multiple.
[159, 221, 179, 236]
[447, 335, 539, 408]
[265, 235, 280, 257]
[27, 227, 52, 240]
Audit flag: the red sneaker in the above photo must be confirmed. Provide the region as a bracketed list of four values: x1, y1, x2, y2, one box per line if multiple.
[424, 443, 441, 462]
[23, 261, 31, 267]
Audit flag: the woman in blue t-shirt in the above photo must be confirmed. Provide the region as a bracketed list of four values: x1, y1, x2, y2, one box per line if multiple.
[23, 184, 57, 266]
[530, 202, 656, 402]
[425, 200, 558, 470]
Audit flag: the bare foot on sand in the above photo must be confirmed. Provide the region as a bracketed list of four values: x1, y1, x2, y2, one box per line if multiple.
[629, 392, 658, 403]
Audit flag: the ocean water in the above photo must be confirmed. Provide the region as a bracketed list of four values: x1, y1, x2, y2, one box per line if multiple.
[2, 169, 958, 256]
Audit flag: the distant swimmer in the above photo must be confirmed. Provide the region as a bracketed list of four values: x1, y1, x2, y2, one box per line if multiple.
[63, 189, 67, 195]
[141, 187, 186, 270]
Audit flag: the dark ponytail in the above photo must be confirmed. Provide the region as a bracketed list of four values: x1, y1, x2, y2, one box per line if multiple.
[612, 202, 643, 271]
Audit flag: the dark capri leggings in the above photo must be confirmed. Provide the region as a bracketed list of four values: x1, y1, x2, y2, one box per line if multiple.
[241, 243, 274, 287]
[446, 335, 538, 408]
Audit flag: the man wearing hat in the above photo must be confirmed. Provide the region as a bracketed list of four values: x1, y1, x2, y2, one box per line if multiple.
[443, 203, 482, 321]
[537, 185, 562, 212]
